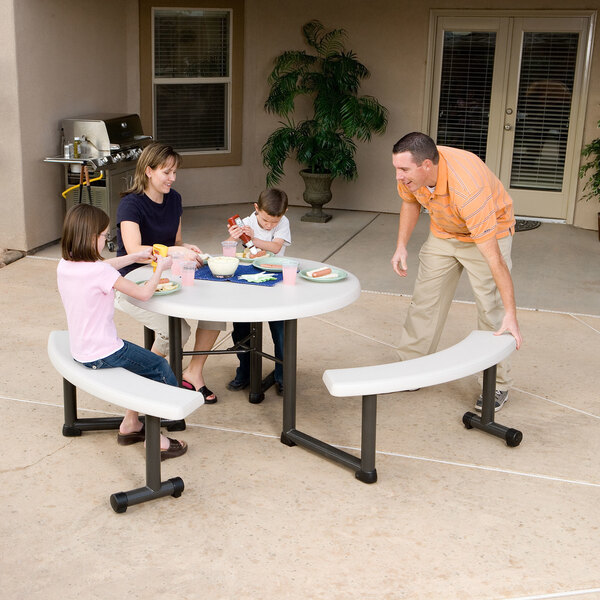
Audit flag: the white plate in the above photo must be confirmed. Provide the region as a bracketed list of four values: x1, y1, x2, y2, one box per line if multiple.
[298, 268, 347, 283]
[252, 256, 295, 272]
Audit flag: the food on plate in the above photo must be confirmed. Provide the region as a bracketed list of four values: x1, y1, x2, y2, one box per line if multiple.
[156, 281, 178, 292]
[308, 267, 332, 278]
[300, 267, 346, 282]
[243, 248, 267, 258]
[137, 279, 179, 292]
[258, 263, 283, 270]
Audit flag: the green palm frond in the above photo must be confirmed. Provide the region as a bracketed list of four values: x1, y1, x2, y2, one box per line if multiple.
[302, 20, 347, 57]
[579, 119, 600, 202]
[262, 20, 388, 184]
[321, 52, 369, 93]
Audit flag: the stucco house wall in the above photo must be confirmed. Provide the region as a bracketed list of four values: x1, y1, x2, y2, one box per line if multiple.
[1, 0, 598, 252]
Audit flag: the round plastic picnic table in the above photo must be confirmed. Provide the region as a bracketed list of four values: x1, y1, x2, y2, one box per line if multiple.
[125, 258, 361, 431]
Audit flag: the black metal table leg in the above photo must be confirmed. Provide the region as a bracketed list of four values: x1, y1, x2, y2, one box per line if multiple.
[143, 326, 155, 351]
[281, 319, 298, 446]
[163, 316, 186, 431]
[168, 316, 183, 384]
[249, 322, 265, 404]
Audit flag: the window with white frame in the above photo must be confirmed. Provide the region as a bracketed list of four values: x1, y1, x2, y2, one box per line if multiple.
[153, 8, 230, 152]
[140, 1, 243, 167]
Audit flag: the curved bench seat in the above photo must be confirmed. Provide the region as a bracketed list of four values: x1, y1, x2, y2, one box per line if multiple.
[323, 331, 516, 397]
[282, 331, 522, 484]
[48, 330, 204, 512]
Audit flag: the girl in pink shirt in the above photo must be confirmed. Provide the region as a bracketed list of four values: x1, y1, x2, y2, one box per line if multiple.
[57, 203, 187, 461]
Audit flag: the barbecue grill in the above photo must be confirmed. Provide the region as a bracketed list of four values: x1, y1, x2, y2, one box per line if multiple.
[44, 113, 152, 250]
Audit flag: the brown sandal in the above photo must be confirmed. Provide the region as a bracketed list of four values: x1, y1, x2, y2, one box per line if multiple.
[117, 424, 145, 446]
[160, 437, 188, 461]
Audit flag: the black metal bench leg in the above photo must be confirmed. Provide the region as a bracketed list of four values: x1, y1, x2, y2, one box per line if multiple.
[62, 378, 80, 436]
[62, 377, 124, 436]
[356, 394, 378, 483]
[462, 365, 523, 447]
[109, 415, 185, 513]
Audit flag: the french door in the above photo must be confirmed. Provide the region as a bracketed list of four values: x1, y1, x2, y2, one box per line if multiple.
[428, 14, 594, 220]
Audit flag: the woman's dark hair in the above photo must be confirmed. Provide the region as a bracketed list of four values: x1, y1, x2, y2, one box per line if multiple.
[392, 132, 439, 165]
[61, 203, 109, 262]
[123, 142, 182, 196]
[257, 188, 288, 216]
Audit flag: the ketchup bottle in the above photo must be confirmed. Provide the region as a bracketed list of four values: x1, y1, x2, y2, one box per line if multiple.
[227, 214, 259, 255]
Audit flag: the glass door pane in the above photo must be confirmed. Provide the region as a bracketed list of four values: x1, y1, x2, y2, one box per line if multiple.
[436, 31, 496, 161]
[510, 32, 579, 191]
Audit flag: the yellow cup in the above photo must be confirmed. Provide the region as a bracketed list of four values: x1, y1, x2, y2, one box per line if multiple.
[151, 244, 168, 271]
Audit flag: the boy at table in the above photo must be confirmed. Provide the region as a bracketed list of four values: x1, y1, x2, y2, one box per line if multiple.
[226, 188, 291, 396]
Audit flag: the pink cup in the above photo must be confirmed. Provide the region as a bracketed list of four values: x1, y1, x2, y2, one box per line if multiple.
[282, 260, 298, 285]
[171, 252, 184, 277]
[221, 240, 237, 257]
[181, 261, 196, 286]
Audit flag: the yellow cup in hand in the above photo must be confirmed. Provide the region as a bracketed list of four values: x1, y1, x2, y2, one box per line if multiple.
[152, 244, 168, 271]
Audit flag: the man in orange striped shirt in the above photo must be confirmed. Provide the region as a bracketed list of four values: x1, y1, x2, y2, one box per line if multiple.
[391, 132, 522, 412]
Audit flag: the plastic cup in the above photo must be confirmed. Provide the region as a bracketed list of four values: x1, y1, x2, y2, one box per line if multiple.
[181, 261, 196, 286]
[152, 243, 168, 272]
[282, 260, 298, 285]
[171, 252, 184, 277]
[221, 240, 237, 257]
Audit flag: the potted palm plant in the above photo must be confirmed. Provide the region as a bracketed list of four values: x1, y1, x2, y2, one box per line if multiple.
[262, 20, 388, 222]
[579, 118, 600, 241]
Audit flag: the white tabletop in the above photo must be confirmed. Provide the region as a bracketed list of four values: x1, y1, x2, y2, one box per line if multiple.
[125, 258, 361, 322]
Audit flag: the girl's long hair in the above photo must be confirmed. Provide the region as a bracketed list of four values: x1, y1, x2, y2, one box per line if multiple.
[61, 204, 109, 262]
[122, 142, 182, 196]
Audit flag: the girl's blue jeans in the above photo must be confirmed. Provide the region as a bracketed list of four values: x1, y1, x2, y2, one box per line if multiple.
[81, 340, 178, 387]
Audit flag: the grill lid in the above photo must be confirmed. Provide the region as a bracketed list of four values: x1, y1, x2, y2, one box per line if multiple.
[44, 113, 152, 171]
[62, 113, 151, 152]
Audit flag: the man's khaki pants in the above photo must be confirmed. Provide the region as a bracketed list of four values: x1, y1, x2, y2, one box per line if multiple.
[396, 233, 513, 390]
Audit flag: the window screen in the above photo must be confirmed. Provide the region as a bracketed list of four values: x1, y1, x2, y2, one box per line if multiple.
[436, 31, 496, 161]
[510, 32, 578, 191]
[153, 9, 230, 152]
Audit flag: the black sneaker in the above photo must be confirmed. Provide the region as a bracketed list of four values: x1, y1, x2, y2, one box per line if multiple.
[275, 382, 283, 396]
[226, 378, 249, 392]
[475, 390, 509, 412]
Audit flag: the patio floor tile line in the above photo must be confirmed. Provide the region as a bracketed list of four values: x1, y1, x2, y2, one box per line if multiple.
[569, 313, 600, 333]
[504, 586, 600, 600]
[513, 387, 600, 420]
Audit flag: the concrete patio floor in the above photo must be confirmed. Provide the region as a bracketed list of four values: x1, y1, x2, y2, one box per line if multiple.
[1, 206, 599, 599]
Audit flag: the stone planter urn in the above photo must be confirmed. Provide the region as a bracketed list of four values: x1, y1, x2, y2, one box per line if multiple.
[299, 170, 333, 223]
